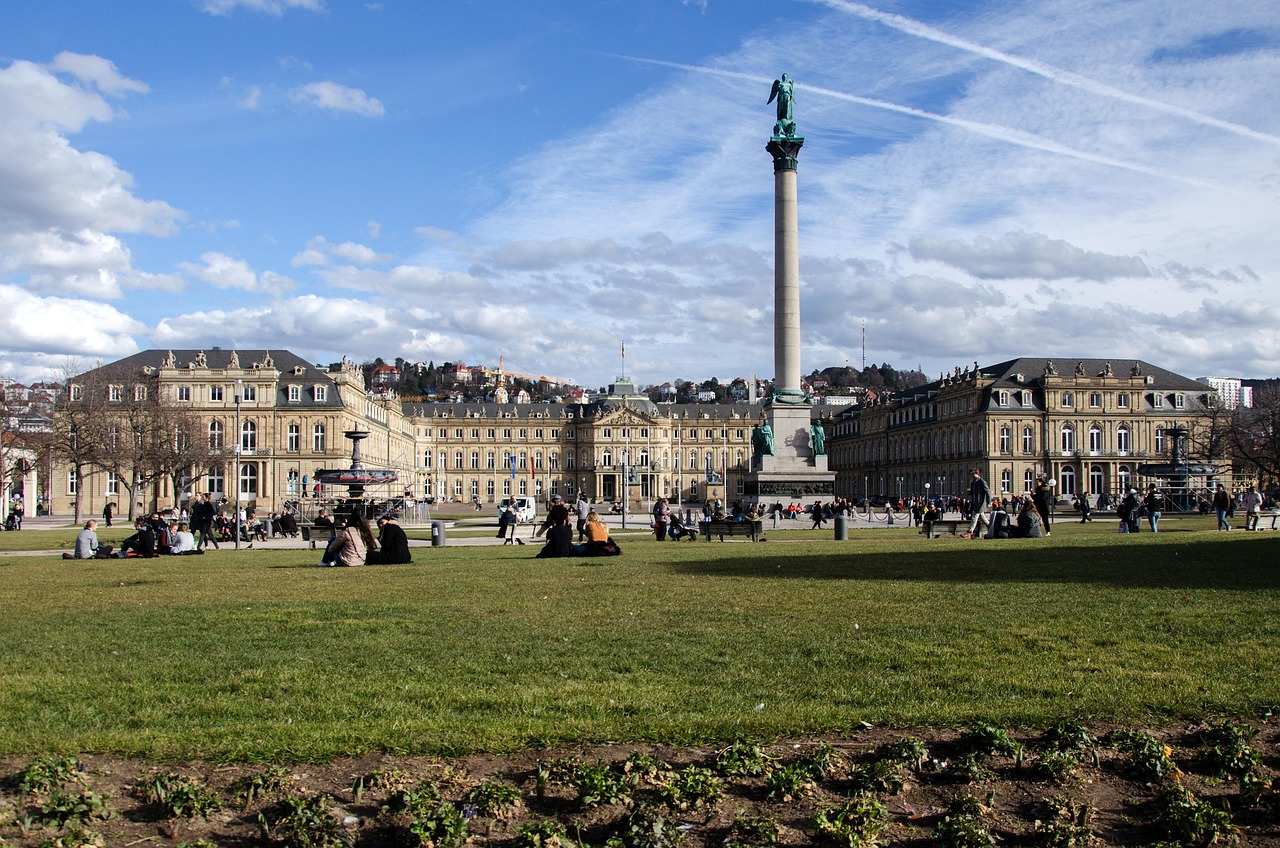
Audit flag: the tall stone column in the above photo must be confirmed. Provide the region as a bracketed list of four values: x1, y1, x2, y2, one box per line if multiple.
[768, 136, 804, 399]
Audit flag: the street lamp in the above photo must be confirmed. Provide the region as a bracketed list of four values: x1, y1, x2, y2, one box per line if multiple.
[234, 378, 242, 550]
[621, 450, 630, 529]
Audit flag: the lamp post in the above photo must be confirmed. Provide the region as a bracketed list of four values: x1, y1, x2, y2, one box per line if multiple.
[234, 378, 242, 550]
[621, 450, 630, 529]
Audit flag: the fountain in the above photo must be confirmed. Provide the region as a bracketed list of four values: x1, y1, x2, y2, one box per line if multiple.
[1137, 426, 1219, 510]
[313, 429, 399, 518]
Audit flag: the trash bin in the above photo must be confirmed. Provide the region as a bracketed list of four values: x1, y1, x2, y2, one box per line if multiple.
[834, 514, 848, 541]
[430, 520, 446, 547]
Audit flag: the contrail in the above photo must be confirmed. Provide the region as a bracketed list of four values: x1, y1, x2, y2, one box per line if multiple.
[812, 0, 1280, 148]
[621, 57, 1231, 192]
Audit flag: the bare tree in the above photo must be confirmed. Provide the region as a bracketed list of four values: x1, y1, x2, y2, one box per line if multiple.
[149, 402, 215, 512]
[1230, 384, 1280, 486]
[50, 360, 111, 524]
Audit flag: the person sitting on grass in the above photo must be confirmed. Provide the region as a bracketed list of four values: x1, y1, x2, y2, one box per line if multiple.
[536, 510, 580, 558]
[169, 522, 202, 554]
[118, 517, 157, 558]
[64, 519, 113, 559]
[368, 514, 411, 564]
[579, 510, 621, 556]
[1009, 500, 1044, 538]
[319, 511, 377, 567]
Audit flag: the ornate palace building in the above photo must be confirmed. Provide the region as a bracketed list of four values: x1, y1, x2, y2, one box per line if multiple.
[827, 358, 1222, 504]
[51, 349, 811, 517]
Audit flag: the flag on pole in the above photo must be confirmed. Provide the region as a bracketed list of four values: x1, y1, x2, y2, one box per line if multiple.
[510, 455, 517, 479]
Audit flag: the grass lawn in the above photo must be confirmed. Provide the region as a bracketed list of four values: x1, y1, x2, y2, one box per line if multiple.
[1, 518, 1276, 761]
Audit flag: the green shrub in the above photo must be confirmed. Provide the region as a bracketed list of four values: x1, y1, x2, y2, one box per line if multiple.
[134, 771, 222, 819]
[1155, 783, 1238, 846]
[569, 761, 633, 808]
[233, 764, 294, 807]
[935, 796, 996, 848]
[1199, 721, 1259, 778]
[617, 805, 685, 848]
[515, 821, 576, 848]
[465, 779, 522, 818]
[659, 765, 723, 810]
[1107, 730, 1182, 782]
[725, 815, 780, 848]
[1031, 796, 1095, 847]
[262, 794, 350, 848]
[811, 796, 888, 848]
[713, 740, 771, 778]
[875, 738, 929, 769]
[40, 789, 111, 827]
[16, 755, 85, 796]
[764, 762, 816, 802]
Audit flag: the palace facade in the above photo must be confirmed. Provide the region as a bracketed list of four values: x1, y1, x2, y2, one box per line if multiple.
[828, 357, 1224, 503]
[51, 349, 814, 517]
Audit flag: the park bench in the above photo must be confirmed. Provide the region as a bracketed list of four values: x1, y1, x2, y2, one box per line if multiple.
[702, 519, 763, 542]
[300, 526, 315, 548]
[922, 519, 964, 538]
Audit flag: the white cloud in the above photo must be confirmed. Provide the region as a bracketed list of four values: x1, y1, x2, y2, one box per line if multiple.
[908, 231, 1151, 281]
[289, 81, 384, 117]
[0, 284, 144, 357]
[178, 252, 295, 293]
[291, 236, 391, 267]
[201, 0, 325, 16]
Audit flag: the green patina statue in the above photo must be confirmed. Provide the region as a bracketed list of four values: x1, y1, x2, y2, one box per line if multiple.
[810, 423, 827, 457]
[751, 421, 775, 458]
[769, 74, 797, 138]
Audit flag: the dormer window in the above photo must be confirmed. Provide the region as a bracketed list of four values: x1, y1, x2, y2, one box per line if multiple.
[109, 385, 122, 402]
[314, 385, 327, 402]
[288, 385, 300, 402]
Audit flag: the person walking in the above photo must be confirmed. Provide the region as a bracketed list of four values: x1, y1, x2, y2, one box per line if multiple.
[575, 493, 591, 542]
[1212, 483, 1232, 531]
[191, 493, 219, 551]
[964, 468, 991, 539]
[1143, 484, 1166, 533]
[1240, 484, 1263, 531]
[1077, 492, 1092, 523]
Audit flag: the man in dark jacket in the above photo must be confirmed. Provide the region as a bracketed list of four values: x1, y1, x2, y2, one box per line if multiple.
[191, 493, 218, 551]
[368, 515, 411, 564]
[965, 468, 991, 538]
[118, 517, 157, 557]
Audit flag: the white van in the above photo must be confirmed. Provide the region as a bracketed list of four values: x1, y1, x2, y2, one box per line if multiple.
[498, 496, 537, 524]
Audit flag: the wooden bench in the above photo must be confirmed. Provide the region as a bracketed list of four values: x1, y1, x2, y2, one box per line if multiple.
[923, 519, 964, 538]
[702, 519, 763, 542]
[300, 526, 315, 548]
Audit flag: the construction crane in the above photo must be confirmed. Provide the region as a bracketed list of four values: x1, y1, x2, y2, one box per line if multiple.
[475, 357, 575, 388]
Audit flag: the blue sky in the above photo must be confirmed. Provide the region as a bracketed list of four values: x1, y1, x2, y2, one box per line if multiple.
[2, 0, 1278, 389]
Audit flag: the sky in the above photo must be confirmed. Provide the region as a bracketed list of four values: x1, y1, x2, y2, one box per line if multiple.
[1, 0, 1278, 391]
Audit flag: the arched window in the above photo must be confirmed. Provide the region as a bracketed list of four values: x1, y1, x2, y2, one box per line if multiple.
[209, 420, 224, 450]
[1088, 425, 1102, 454]
[487, 451, 496, 469]
[470, 451, 480, 470]
[1116, 425, 1131, 455]
[1060, 424, 1075, 454]
[1117, 465, 1131, 493]
[239, 463, 258, 495]
[241, 420, 256, 451]
[550, 451, 559, 470]
[566, 452, 574, 470]
[423, 450, 432, 469]
[1000, 470, 1011, 493]
[1089, 465, 1104, 497]
[1153, 428, 1165, 454]
[1060, 466, 1076, 496]
[999, 427, 1011, 454]
[313, 423, 326, 452]
[1024, 469, 1035, 492]
[287, 424, 300, 453]
[1022, 426, 1035, 453]
[453, 451, 463, 469]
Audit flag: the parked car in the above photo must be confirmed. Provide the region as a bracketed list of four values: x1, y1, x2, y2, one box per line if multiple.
[498, 496, 537, 524]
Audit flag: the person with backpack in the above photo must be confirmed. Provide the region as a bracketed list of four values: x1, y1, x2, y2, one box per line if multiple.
[1143, 484, 1166, 533]
[1117, 488, 1141, 534]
